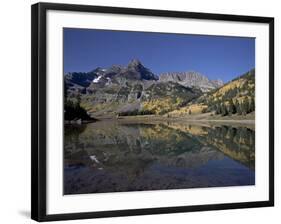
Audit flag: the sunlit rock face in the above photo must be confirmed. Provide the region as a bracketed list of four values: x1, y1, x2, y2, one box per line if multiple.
[159, 71, 223, 92]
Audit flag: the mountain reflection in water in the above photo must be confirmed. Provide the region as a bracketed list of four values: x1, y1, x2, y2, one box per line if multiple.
[64, 120, 255, 194]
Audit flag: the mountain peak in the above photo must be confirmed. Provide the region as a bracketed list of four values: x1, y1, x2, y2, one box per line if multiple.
[127, 59, 144, 70]
[124, 59, 158, 81]
[128, 59, 142, 65]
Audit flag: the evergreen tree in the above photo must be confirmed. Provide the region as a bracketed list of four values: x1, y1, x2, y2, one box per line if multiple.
[244, 97, 250, 114]
[232, 99, 237, 114]
[221, 103, 228, 116]
[249, 98, 255, 112]
[215, 104, 221, 115]
[236, 101, 242, 115]
[241, 103, 245, 115]
[64, 99, 92, 121]
[241, 97, 249, 115]
[214, 104, 218, 114]
[228, 99, 235, 115]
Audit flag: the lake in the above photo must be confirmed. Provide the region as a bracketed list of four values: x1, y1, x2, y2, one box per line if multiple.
[64, 120, 255, 194]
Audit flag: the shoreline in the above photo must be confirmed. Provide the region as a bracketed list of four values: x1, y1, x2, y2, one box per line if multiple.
[90, 115, 255, 129]
[64, 114, 255, 128]
[94, 114, 254, 123]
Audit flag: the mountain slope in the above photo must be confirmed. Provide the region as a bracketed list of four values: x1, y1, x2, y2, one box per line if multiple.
[64, 60, 253, 118]
[65, 60, 203, 117]
[169, 69, 255, 116]
[82, 79, 201, 116]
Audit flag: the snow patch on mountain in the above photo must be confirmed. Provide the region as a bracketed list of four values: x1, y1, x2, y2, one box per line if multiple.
[92, 75, 102, 83]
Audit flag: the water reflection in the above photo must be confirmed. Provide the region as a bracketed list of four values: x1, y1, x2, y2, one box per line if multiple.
[64, 120, 255, 194]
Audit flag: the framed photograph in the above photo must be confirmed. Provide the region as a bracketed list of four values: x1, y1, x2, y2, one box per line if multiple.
[31, 2, 274, 222]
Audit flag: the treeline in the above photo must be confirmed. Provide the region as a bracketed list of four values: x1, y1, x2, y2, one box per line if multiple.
[213, 97, 255, 116]
[118, 109, 154, 116]
[204, 126, 255, 168]
[64, 99, 93, 121]
[231, 69, 255, 82]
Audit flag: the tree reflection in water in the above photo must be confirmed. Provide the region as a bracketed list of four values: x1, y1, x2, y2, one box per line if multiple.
[64, 121, 255, 194]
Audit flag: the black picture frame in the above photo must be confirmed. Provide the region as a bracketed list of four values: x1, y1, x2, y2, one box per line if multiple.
[31, 2, 274, 222]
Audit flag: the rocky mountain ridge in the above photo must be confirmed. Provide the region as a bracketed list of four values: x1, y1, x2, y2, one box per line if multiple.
[64, 59, 230, 117]
[159, 71, 223, 92]
[65, 60, 223, 93]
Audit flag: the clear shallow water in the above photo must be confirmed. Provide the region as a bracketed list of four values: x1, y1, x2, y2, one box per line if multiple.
[64, 120, 255, 194]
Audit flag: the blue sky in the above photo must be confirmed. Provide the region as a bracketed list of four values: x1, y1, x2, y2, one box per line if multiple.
[64, 28, 255, 82]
